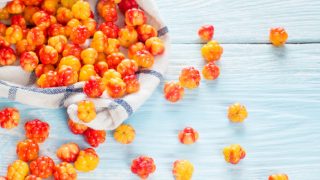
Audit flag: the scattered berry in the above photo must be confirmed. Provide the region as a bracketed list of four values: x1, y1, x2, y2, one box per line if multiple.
[16, 139, 39, 162]
[41, 0, 59, 15]
[77, 100, 96, 123]
[178, 127, 199, 145]
[24, 119, 50, 143]
[74, 148, 99, 172]
[56, 7, 73, 25]
[270, 27, 288, 46]
[7, 160, 29, 180]
[172, 160, 194, 180]
[179, 67, 201, 89]
[113, 124, 136, 144]
[84, 128, 106, 148]
[202, 62, 220, 80]
[164, 82, 184, 103]
[145, 37, 165, 56]
[228, 103, 248, 123]
[30, 156, 55, 178]
[0, 107, 20, 129]
[131, 156, 156, 179]
[198, 25, 214, 42]
[68, 119, 88, 135]
[99, 2, 117, 22]
[269, 174, 289, 180]
[223, 144, 246, 164]
[53, 162, 77, 180]
[201, 40, 223, 61]
[56, 143, 80, 163]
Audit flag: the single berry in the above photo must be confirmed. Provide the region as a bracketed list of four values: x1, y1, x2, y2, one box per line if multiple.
[39, 45, 59, 65]
[77, 100, 96, 123]
[123, 75, 140, 94]
[26, 27, 45, 46]
[71, 0, 91, 20]
[20, 51, 39, 72]
[90, 31, 107, 53]
[79, 64, 97, 82]
[223, 144, 246, 164]
[48, 35, 68, 54]
[202, 62, 220, 80]
[7, 160, 29, 180]
[125, 8, 146, 26]
[74, 148, 99, 172]
[81, 48, 98, 65]
[118, 26, 138, 48]
[136, 24, 158, 43]
[59, 55, 82, 72]
[201, 40, 223, 61]
[0, 107, 20, 129]
[30, 156, 55, 178]
[84, 128, 106, 148]
[172, 160, 194, 180]
[24, 119, 50, 143]
[104, 38, 120, 55]
[0, 47, 16, 66]
[270, 27, 288, 46]
[113, 124, 136, 144]
[145, 37, 165, 56]
[68, 119, 88, 135]
[94, 61, 109, 77]
[228, 103, 248, 123]
[269, 174, 289, 180]
[178, 127, 199, 145]
[179, 67, 201, 89]
[56, 143, 80, 163]
[70, 26, 90, 45]
[128, 42, 146, 59]
[53, 162, 77, 180]
[118, 0, 139, 14]
[164, 82, 184, 103]
[198, 25, 214, 42]
[99, 22, 119, 39]
[106, 77, 126, 98]
[35, 64, 55, 78]
[131, 156, 156, 179]
[32, 11, 51, 30]
[132, 50, 154, 68]
[57, 66, 79, 86]
[116, 59, 138, 77]
[83, 76, 105, 98]
[106, 52, 125, 69]
[36, 71, 58, 88]
[16, 139, 39, 162]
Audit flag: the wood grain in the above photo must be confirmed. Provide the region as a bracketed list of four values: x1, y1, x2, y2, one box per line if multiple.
[154, 0, 320, 44]
[1, 44, 319, 179]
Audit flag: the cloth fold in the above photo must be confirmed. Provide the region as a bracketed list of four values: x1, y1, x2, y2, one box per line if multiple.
[0, 0, 169, 130]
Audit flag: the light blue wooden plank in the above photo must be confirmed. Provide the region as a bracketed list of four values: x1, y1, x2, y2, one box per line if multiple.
[155, 0, 320, 44]
[1, 44, 320, 179]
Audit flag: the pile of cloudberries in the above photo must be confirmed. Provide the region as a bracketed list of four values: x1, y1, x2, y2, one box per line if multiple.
[0, 0, 165, 100]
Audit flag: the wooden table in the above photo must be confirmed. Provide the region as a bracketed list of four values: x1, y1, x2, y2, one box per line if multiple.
[1, 0, 320, 179]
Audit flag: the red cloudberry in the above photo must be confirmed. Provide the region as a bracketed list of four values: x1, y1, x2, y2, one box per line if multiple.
[24, 119, 50, 143]
[0, 107, 20, 129]
[0, 47, 16, 66]
[68, 119, 88, 135]
[117, 59, 138, 77]
[164, 82, 184, 103]
[179, 67, 201, 89]
[16, 139, 39, 162]
[118, 0, 139, 14]
[83, 76, 105, 98]
[70, 26, 90, 45]
[39, 45, 59, 65]
[84, 128, 106, 148]
[30, 156, 55, 178]
[20, 51, 39, 72]
[131, 156, 156, 179]
[99, 22, 119, 38]
[56, 143, 80, 163]
[123, 75, 140, 94]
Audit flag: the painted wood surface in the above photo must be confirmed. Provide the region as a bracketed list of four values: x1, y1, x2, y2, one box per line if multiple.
[155, 0, 320, 44]
[1, 44, 320, 179]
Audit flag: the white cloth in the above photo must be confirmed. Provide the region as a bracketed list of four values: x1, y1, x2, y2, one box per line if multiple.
[0, 0, 169, 130]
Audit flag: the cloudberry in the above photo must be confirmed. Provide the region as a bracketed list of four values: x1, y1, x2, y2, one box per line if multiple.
[202, 62, 220, 80]
[23, 6, 40, 24]
[117, 59, 138, 77]
[24, 175, 42, 180]
[39, 45, 58, 65]
[99, 22, 119, 38]
[106, 52, 125, 69]
[0, 23, 7, 36]
[7, 160, 29, 180]
[0, 7, 10, 20]
[5, 25, 23, 44]
[102, 69, 121, 82]
[37, 70, 58, 88]
[41, 0, 59, 15]
[201, 40, 223, 61]
[56, 7, 73, 25]
[70, 26, 90, 45]
[94, 61, 109, 77]
[106, 77, 126, 98]
[179, 67, 201, 89]
[172, 160, 194, 180]
[104, 38, 120, 55]
[11, 15, 27, 29]
[269, 174, 289, 180]
[0, 36, 9, 48]
[79, 64, 97, 82]
[128, 42, 146, 59]
[164, 82, 184, 103]
[22, 0, 43, 6]
[145, 37, 165, 56]
[0, 107, 20, 129]
[198, 25, 214, 42]
[91, 31, 107, 53]
[26, 27, 45, 46]
[62, 44, 83, 59]
[48, 35, 68, 53]
[97, 52, 106, 62]
[136, 24, 158, 42]
[77, 100, 96, 123]
[6, 0, 25, 14]
[71, 0, 91, 20]
[32, 11, 51, 30]
[223, 144, 246, 164]
[0, 47, 16, 66]
[133, 50, 154, 68]
[123, 75, 140, 94]
[74, 148, 99, 172]
[68, 119, 88, 135]
[113, 124, 136, 144]
[99, 2, 117, 22]
[125, 8, 146, 26]
[53, 162, 77, 180]
[82, 18, 97, 36]
[228, 103, 248, 123]
[16, 139, 39, 162]
[270, 27, 288, 46]
[56, 143, 80, 163]
[84, 128, 106, 148]
[24, 119, 50, 143]
[64, 18, 81, 37]
[30, 156, 55, 178]
[35, 64, 55, 78]
[131, 156, 156, 179]
[15, 39, 36, 55]
[81, 48, 98, 65]
[178, 127, 199, 145]
[20, 51, 39, 72]
[59, 55, 81, 72]
[61, 0, 78, 9]
[47, 23, 65, 37]
[118, 26, 138, 48]
[83, 76, 105, 98]
[118, 0, 139, 14]
[57, 66, 78, 86]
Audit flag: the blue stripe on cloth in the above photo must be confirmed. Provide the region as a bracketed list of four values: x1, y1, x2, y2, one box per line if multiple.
[114, 99, 133, 116]
[8, 87, 17, 100]
[0, 80, 83, 95]
[138, 69, 164, 81]
[158, 26, 169, 37]
[59, 85, 77, 107]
